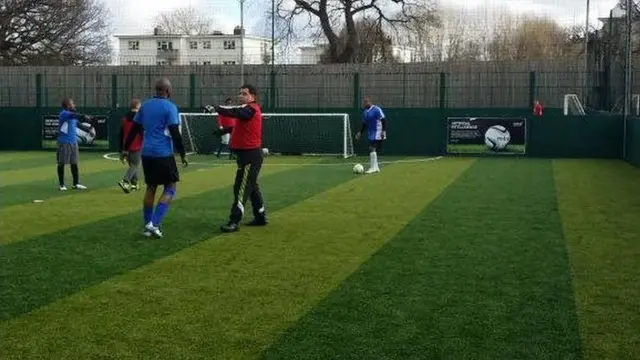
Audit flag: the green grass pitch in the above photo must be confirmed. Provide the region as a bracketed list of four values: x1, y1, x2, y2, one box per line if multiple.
[1, 151, 639, 359]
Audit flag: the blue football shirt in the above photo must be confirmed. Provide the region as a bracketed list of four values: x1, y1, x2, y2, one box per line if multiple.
[135, 96, 180, 158]
[363, 105, 386, 141]
[57, 110, 82, 144]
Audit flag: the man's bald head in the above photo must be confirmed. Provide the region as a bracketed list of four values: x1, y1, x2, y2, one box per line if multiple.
[155, 78, 172, 98]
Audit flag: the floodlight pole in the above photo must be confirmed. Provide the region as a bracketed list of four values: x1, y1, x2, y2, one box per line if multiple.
[624, 0, 633, 159]
[240, 0, 245, 86]
[584, 0, 590, 106]
[271, 0, 275, 67]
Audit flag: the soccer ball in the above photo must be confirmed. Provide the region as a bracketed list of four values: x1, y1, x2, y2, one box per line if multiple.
[77, 123, 96, 146]
[484, 125, 511, 151]
[262, 148, 269, 156]
[353, 163, 364, 174]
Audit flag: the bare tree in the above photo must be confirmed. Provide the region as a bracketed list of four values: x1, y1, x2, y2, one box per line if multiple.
[154, 7, 216, 35]
[439, 7, 486, 61]
[487, 14, 576, 61]
[0, 0, 112, 66]
[319, 17, 397, 63]
[276, 0, 437, 63]
[397, 6, 441, 61]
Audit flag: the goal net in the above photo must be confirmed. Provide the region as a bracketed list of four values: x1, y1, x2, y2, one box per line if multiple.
[563, 94, 586, 116]
[179, 112, 355, 158]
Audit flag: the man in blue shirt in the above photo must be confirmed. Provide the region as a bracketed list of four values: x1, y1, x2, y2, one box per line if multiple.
[122, 78, 188, 238]
[355, 96, 387, 174]
[57, 98, 89, 191]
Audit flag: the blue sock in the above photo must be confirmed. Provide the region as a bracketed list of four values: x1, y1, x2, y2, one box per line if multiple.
[143, 206, 153, 225]
[151, 187, 176, 227]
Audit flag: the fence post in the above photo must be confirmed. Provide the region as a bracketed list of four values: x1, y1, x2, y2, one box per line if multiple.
[35, 74, 43, 108]
[269, 70, 277, 109]
[402, 64, 407, 107]
[353, 72, 361, 108]
[111, 74, 118, 109]
[189, 73, 196, 109]
[439, 72, 447, 109]
[529, 71, 536, 108]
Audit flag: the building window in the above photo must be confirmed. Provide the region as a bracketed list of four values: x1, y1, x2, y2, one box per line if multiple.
[223, 61, 236, 65]
[203, 41, 211, 49]
[157, 60, 168, 65]
[127, 60, 140, 65]
[157, 41, 173, 51]
[128, 41, 139, 50]
[223, 40, 236, 50]
[189, 41, 198, 50]
[202, 61, 211, 65]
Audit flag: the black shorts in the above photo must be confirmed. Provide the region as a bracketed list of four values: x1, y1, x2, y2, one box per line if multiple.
[369, 140, 384, 151]
[142, 156, 179, 186]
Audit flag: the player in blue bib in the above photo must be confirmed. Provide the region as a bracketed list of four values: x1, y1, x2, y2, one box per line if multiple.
[122, 78, 188, 238]
[56, 98, 89, 191]
[355, 96, 386, 174]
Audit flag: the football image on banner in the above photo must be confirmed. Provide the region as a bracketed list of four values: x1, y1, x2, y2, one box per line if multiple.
[42, 114, 109, 149]
[446, 117, 527, 155]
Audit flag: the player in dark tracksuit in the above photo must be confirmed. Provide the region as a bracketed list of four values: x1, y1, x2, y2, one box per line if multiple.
[215, 84, 267, 233]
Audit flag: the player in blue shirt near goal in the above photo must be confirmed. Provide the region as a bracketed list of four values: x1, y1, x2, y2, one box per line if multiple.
[122, 78, 188, 238]
[57, 98, 89, 191]
[355, 96, 386, 174]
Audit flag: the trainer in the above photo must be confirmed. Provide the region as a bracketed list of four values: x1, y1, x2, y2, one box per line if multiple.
[215, 84, 267, 233]
[57, 98, 89, 191]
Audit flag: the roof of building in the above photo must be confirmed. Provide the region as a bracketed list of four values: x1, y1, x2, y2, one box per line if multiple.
[114, 34, 271, 41]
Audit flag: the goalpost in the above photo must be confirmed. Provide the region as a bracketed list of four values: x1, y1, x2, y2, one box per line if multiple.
[179, 112, 356, 158]
[563, 94, 586, 116]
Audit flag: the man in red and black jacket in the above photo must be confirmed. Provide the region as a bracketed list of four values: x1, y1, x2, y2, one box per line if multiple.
[118, 99, 143, 193]
[214, 84, 267, 233]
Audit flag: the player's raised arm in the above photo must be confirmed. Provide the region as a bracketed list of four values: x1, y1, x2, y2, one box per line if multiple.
[215, 104, 256, 121]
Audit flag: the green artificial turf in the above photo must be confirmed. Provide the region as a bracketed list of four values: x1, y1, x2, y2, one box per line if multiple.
[554, 159, 640, 359]
[261, 158, 584, 360]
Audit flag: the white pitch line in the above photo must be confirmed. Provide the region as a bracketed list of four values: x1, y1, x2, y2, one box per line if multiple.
[103, 152, 443, 167]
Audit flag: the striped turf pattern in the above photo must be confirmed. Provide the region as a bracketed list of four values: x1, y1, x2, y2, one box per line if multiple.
[0, 152, 639, 359]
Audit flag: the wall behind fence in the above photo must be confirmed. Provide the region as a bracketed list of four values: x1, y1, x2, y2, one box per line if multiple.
[625, 117, 640, 167]
[0, 60, 604, 109]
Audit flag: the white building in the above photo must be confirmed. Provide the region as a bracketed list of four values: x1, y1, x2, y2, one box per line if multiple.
[115, 27, 273, 66]
[297, 43, 416, 64]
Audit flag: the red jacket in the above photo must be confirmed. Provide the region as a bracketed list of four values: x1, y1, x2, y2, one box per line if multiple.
[121, 111, 143, 152]
[216, 103, 263, 150]
[218, 114, 236, 128]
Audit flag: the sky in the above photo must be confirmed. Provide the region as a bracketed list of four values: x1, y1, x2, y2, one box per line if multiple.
[105, 0, 264, 36]
[105, 0, 621, 37]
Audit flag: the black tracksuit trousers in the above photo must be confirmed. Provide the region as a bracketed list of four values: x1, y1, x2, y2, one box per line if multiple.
[229, 148, 265, 223]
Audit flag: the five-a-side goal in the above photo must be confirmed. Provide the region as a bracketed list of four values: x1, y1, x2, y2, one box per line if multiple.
[179, 112, 355, 159]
